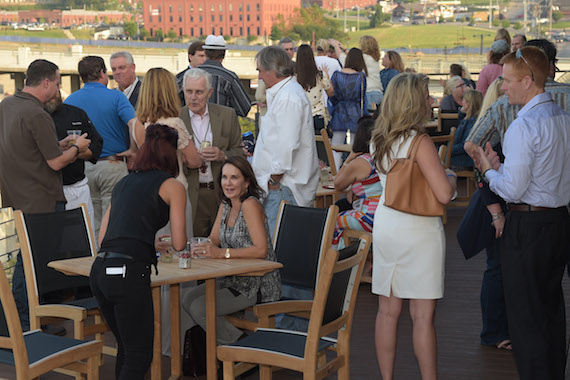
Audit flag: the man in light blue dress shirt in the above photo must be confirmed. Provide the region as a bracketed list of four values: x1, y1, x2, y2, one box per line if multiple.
[469, 46, 570, 380]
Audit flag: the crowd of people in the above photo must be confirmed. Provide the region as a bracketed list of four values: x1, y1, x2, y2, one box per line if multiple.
[0, 27, 569, 380]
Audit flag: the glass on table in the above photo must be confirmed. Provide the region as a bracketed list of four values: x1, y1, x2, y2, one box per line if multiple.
[190, 237, 212, 258]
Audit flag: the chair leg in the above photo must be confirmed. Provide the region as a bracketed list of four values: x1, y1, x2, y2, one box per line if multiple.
[260, 365, 272, 380]
[223, 360, 236, 380]
[87, 354, 99, 380]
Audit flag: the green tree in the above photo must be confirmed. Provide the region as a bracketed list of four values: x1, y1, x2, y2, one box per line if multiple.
[276, 5, 346, 42]
[270, 25, 283, 41]
[123, 21, 137, 38]
[502, 19, 510, 28]
[167, 29, 176, 40]
[370, 3, 390, 28]
[155, 28, 164, 41]
[513, 21, 522, 30]
[438, 15, 445, 23]
[553, 10, 563, 22]
[139, 27, 149, 40]
[492, 19, 500, 27]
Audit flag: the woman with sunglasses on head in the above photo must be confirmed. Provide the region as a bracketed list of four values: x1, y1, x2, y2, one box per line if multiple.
[441, 75, 467, 113]
[90, 124, 187, 380]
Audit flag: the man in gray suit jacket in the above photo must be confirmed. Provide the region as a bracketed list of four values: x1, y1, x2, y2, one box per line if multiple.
[179, 68, 244, 237]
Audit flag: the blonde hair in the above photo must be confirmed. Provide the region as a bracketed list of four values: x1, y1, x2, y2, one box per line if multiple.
[372, 73, 430, 173]
[359, 35, 380, 61]
[445, 75, 464, 95]
[136, 68, 181, 124]
[460, 64, 472, 80]
[463, 89, 483, 119]
[386, 51, 405, 72]
[494, 28, 511, 48]
[475, 77, 504, 124]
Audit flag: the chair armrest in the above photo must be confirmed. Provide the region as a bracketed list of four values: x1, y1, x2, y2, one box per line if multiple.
[253, 300, 313, 319]
[35, 305, 87, 321]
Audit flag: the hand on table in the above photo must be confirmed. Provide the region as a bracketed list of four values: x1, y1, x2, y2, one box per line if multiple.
[192, 242, 222, 258]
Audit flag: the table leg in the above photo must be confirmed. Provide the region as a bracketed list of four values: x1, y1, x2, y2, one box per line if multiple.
[151, 286, 162, 380]
[205, 278, 217, 380]
[170, 284, 181, 378]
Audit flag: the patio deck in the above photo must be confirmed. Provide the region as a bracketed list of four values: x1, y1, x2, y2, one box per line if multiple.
[2, 207, 570, 380]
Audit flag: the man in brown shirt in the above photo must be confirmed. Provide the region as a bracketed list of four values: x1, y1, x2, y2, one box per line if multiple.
[0, 59, 90, 330]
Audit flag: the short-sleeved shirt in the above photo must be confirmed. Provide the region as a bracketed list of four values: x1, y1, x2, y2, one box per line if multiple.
[65, 82, 135, 158]
[0, 91, 64, 213]
[52, 103, 103, 185]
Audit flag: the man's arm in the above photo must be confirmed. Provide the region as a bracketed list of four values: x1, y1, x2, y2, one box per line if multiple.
[79, 109, 103, 163]
[47, 134, 91, 171]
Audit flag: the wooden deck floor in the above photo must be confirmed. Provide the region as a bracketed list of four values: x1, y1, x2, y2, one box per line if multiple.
[2, 207, 570, 380]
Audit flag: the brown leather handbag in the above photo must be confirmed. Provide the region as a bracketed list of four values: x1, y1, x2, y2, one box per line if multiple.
[384, 133, 444, 216]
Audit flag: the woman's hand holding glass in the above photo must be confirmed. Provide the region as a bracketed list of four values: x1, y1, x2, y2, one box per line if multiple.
[190, 237, 217, 258]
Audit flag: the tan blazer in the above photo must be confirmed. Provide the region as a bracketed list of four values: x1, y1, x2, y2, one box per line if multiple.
[179, 103, 244, 219]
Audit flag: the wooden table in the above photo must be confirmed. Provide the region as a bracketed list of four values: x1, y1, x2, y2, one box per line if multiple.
[331, 144, 352, 153]
[315, 183, 343, 208]
[49, 256, 282, 380]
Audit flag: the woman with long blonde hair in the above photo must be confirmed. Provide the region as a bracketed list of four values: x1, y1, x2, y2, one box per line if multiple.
[372, 73, 456, 380]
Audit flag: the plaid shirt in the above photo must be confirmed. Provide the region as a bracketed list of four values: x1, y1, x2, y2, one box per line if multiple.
[467, 79, 570, 147]
[200, 60, 252, 117]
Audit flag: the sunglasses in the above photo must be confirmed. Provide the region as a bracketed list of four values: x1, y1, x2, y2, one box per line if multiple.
[516, 49, 535, 82]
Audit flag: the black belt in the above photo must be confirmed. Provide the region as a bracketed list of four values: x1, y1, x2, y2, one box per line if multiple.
[98, 252, 133, 260]
[199, 182, 215, 190]
[99, 155, 126, 162]
[507, 203, 558, 212]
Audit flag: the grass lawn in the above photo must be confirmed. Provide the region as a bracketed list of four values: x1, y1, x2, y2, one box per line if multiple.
[345, 24, 495, 49]
[0, 28, 67, 39]
[552, 22, 570, 29]
[70, 28, 94, 40]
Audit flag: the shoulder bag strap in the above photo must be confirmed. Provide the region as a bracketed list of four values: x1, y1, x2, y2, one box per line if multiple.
[360, 73, 364, 117]
[406, 133, 427, 160]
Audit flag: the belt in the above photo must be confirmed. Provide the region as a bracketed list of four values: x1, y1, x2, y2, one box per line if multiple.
[98, 252, 134, 260]
[507, 203, 557, 212]
[199, 182, 215, 190]
[99, 155, 126, 162]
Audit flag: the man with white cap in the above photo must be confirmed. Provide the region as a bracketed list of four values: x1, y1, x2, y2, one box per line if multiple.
[199, 35, 252, 117]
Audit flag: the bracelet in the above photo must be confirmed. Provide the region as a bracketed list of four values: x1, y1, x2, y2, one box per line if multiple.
[482, 168, 492, 177]
[491, 213, 504, 222]
[70, 144, 80, 156]
[447, 173, 456, 178]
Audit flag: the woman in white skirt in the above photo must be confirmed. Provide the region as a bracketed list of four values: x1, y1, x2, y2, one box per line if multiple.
[371, 73, 457, 380]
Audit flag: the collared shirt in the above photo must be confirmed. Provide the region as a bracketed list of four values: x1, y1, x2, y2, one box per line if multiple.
[65, 82, 135, 158]
[252, 76, 319, 207]
[199, 59, 252, 117]
[121, 77, 140, 101]
[189, 105, 214, 183]
[485, 92, 570, 207]
[467, 79, 570, 147]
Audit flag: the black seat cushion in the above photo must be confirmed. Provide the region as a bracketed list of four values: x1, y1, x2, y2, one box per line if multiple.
[225, 329, 334, 358]
[62, 296, 100, 310]
[0, 330, 89, 366]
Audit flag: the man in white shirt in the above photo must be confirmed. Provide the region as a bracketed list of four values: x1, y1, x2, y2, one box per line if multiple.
[110, 51, 140, 108]
[252, 46, 319, 237]
[469, 46, 570, 380]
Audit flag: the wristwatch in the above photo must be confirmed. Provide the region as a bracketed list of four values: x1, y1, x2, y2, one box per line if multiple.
[269, 177, 277, 185]
[225, 248, 231, 259]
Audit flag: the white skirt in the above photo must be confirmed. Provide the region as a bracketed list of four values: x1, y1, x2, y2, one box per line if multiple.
[371, 203, 445, 299]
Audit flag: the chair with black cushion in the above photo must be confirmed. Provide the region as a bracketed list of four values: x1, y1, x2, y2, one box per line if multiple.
[217, 235, 371, 380]
[0, 207, 102, 379]
[14, 204, 115, 357]
[315, 128, 337, 176]
[437, 109, 460, 135]
[226, 201, 338, 332]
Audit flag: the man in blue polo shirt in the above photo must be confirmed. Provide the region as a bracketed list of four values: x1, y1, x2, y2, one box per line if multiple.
[65, 55, 137, 237]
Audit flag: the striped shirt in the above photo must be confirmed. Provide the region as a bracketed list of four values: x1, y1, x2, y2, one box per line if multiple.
[467, 79, 570, 147]
[199, 60, 252, 117]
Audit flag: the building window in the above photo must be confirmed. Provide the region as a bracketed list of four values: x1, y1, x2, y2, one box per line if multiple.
[257, 26, 260, 35]
[211, 4, 214, 11]
[239, 14, 242, 21]
[211, 15, 214, 21]
[257, 3, 260, 11]
[229, 3, 233, 11]
[190, 4, 193, 11]
[149, 15, 153, 22]
[219, 4, 223, 11]
[169, 5, 172, 12]
[170, 15, 173, 21]
[247, 26, 250, 35]
[230, 27, 233, 35]
[149, 4, 152, 11]
[256, 14, 259, 21]
[200, 15, 203, 21]
[230, 14, 233, 21]
[212, 27, 215, 34]
[150, 28, 153, 36]
[158, 15, 161, 22]
[247, 4, 250, 11]
[219, 15, 222, 21]
[191, 27, 194, 36]
[220, 27, 223, 34]
[199, 5, 202, 11]
[239, 3, 242, 11]
[179, 16, 182, 21]
[240, 26, 243, 35]
[200, 27, 203, 35]
[247, 14, 250, 21]
[158, 5, 161, 12]
[179, 27, 183, 36]
[191, 15, 194, 21]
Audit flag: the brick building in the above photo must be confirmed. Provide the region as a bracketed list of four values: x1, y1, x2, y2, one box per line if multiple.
[11, 9, 131, 27]
[143, 0, 299, 38]
[307, 0, 377, 11]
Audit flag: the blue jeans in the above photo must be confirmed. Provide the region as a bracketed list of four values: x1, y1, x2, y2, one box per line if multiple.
[263, 184, 297, 240]
[480, 239, 509, 345]
[367, 90, 383, 109]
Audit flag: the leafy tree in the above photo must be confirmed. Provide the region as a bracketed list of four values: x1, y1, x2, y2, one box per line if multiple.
[438, 15, 445, 23]
[502, 19, 510, 28]
[513, 21, 522, 30]
[553, 10, 563, 22]
[272, 5, 346, 42]
[155, 28, 164, 41]
[139, 27, 149, 40]
[123, 21, 137, 38]
[167, 29, 177, 40]
[370, 3, 390, 28]
[492, 19, 500, 27]
[270, 25, 283, 41]
[247, 35, 257, 42]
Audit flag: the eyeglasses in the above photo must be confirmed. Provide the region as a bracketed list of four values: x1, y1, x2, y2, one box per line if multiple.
[516, 49, 535, 82]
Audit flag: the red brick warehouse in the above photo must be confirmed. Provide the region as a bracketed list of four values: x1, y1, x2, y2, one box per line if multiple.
[143, 0, 300, 38]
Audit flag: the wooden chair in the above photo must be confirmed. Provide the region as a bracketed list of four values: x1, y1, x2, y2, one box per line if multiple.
[431, 127, 457, 169]
[0, 207, 102, 379]
[342, 229, 372, 284]
[438, 145, 447, 164]
[450, 170, 476, 207]
[315, 128, 337, 176]
[437, 109, 460, 135]
[217, 235, 371, 380]
[14, 204, 115, 358]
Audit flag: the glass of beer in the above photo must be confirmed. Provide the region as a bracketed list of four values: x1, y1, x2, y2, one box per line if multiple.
[67, 130, 81, 145]
[200, 140, 211, 151]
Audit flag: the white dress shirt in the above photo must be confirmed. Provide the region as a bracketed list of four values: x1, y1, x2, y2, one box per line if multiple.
[252, 76, 319, 207]
[486, 92, 570, 207]
[121, 77, 139, 100]
[189, 106, 214, 183]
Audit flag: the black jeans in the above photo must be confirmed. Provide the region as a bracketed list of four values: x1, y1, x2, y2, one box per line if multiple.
[501, 207, 570, 380]
[90, 257, 154, 380]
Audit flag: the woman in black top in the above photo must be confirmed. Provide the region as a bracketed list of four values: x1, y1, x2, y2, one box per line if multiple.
[90, 124, 187, 380]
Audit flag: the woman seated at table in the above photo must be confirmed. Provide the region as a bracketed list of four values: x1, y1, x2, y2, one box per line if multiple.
[182, 156, 281, 348]
[440, 75, 467, 113]
[450, 89, 483, 171]
[333, 117, 382, 248]
[90, 124, 187, 380]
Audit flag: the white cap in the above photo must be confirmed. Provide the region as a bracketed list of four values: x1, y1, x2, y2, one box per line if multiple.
[203, 35, 227, 50]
